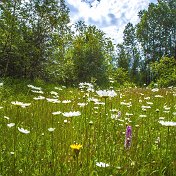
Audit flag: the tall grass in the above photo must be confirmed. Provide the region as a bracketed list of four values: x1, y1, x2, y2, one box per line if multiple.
[0, 81, 176, 175]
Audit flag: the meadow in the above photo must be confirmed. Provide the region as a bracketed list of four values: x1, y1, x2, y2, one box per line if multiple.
[0, 81, 176, 176]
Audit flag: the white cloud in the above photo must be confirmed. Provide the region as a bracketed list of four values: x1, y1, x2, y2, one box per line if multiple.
[66, 0, 157, 44]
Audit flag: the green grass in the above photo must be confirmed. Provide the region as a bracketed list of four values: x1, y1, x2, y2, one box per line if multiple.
[0, 81, 176, 176]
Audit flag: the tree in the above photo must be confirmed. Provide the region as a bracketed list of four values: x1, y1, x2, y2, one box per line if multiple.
[136, 2, 176, 61]
[0, 0, 22, 77]
[123, 23, 140, 83]
[44, 0, 74, 84]
[72, 21, 114, 86]
[0, 0, 71, 81]
[133, 1, 176, 85]
[115, 44, 130, 72]
[20, 0, 70, 79]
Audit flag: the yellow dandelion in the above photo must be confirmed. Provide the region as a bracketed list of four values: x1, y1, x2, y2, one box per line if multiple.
[70, 143, 82, 150]
[70, 143, 82, 157]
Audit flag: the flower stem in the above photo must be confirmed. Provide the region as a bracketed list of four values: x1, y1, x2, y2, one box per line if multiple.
[104, 97, 107, 158]
[166, 126, 170, 157]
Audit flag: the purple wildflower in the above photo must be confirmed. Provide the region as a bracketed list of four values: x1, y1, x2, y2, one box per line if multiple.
[125, 126, 132, 149]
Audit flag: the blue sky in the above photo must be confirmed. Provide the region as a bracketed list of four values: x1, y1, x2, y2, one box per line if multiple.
[66, 0, 158, 44]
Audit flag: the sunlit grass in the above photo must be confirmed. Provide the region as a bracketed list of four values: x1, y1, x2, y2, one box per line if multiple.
[0, 82, 176, 175]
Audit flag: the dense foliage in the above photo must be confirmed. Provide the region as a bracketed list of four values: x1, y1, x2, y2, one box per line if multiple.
[151, 57, 176, 87]
[0, 0, 176, 87]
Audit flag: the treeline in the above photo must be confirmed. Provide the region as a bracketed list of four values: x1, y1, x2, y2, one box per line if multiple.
[116, 0, 176, 87]
[0, 0, 176, 87]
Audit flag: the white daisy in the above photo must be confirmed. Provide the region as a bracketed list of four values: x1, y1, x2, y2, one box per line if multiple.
[96, 162, 110, 167]
[27, 85, 41, 90]
[48, 128, 55, 132]
[62, 100, 71, 104]
[33, 96, 45, 100]
[7, 123, 15, 128]
[46, 98, 60, 103]
[77, 103, 87, 107]
[4, 116, 10, 120]
[96, 90, 117, 98]
[31, 90, 44, 94]
[159, 121, 176, 127]
[155, 95, 163, 98]
[18, 127, 30, 134]
[11, 101, 31, 108]
[152, 88, 159, 92]
[62, 111, 81, 117]
[139, 115, 147, 118]
[52, 111, 62, 115]
[50, 91, 58, 96]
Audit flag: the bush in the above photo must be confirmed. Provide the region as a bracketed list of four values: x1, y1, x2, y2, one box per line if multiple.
[111, 68, 131, 87]
[151, 57, 176, 87]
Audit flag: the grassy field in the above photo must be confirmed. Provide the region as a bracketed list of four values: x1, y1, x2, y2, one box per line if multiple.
[0, 81, 176, 176]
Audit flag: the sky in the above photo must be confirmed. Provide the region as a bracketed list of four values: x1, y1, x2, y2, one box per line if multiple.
[66, 0, 158, 45]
